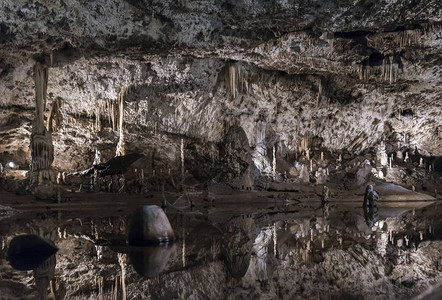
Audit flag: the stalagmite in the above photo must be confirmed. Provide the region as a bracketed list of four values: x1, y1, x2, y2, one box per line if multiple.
[378, 170, 384, 179]
[93, 149, 101, 165]
[419, 157, 424, 167]
[320, 151, 324, 161]
[404, 152, 409, 162]
[397, 150, 403, 161]
[310, 159, 313, 172]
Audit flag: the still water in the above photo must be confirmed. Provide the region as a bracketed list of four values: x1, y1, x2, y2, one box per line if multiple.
[0, 196, 441, 300]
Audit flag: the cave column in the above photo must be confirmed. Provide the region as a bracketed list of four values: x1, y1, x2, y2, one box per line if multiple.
[115, 87, 127, 157]
[29, 62, 55, 187]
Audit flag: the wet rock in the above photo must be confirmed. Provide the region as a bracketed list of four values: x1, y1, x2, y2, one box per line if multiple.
[363, 185, 379, 208]
[6, 235, 58, 271]
[128, 205, 175, 245]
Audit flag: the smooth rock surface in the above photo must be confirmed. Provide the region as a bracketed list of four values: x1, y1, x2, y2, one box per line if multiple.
[128, 205, 175, 245]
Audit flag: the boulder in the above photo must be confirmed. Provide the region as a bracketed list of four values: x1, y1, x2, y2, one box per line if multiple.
[128, 205, 175, 245]
[363, 184, 379, 207]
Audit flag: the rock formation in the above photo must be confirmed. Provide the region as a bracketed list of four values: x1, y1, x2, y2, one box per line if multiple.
[128, 205, 175, 246]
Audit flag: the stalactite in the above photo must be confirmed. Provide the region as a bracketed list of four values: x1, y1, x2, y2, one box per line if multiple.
[224, 62, 247, 99]
[316, 78, 322, 107]
[47, 98, 62, 132]
[367, 29, 422, 50]
[359, 54, 399, 84]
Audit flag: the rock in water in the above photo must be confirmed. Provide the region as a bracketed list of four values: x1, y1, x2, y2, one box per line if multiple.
[129, 244, 176, 278]
[128, 205, 175, 245]
[6, 234, 58, 271]
[363, 184, 379, 207]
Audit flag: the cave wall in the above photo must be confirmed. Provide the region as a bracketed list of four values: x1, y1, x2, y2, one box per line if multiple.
[0, 0, 441, 172]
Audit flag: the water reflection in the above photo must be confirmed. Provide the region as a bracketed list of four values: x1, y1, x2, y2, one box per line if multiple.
[129, 244, 176, 278]
[7, 234, 57, 271]
[7, 234, 57, 300]
[363, 202, 379, 227]
[221, 215, 255, 278]
[0, 199, 440, 299]
[33, 254, 56, 300]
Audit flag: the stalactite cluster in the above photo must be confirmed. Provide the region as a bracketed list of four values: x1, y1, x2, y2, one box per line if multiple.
[224, 62, 246, 99]
[358, 55, 399, 84]
[367, 29, 422, 50]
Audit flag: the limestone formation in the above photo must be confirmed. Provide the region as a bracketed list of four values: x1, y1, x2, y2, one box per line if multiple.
[28, 63, 56, 197]
[222, 126, 255, 187]
[321, 186, 330, 204]
[0, 1, 441, 297]
[363, 185, 379, 208]
[377, 141, 388, 167]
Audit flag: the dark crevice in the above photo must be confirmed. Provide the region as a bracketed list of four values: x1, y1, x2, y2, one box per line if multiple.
[334, 30, 371, 39]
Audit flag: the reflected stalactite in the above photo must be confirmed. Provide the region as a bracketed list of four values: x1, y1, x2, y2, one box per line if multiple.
[221, 216, 255, 279]
[33, 254, 56, 300]
[118, 253, 127, 300]
[181, 138, 185, 179]
[253, 228, 273, 285]
[182, 228, 186, 268]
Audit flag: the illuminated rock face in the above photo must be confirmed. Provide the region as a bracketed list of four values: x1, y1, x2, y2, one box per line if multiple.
[0, 0, 441, 182]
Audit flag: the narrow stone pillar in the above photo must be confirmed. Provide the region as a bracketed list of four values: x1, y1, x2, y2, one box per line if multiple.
[115, 87, 127, 157]
[29, 62, 55, 195]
